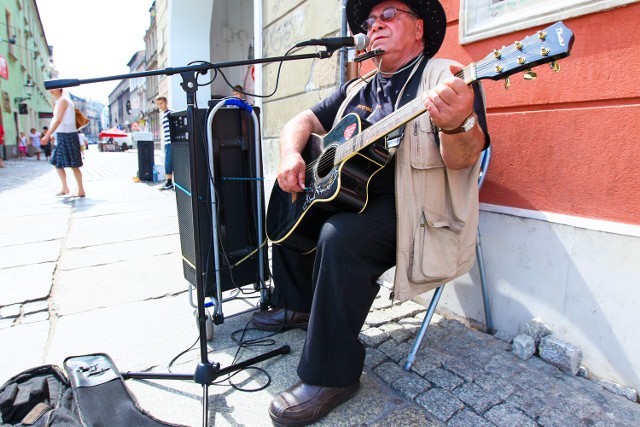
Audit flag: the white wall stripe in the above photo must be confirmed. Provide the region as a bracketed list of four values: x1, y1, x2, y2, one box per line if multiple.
[480, 203, 640, 238]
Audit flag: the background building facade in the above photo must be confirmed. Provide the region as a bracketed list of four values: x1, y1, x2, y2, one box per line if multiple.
[1, 0, 53, 159]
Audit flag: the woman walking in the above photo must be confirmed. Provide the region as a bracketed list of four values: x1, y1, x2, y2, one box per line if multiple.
[41, 88, 85, 197]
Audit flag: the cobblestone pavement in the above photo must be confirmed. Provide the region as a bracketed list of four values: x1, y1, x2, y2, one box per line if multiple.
[1, 149, 639, 426]
[361, 290, 640, 426]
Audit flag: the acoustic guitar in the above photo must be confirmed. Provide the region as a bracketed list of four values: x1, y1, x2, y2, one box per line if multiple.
[266, 21, 575, 254]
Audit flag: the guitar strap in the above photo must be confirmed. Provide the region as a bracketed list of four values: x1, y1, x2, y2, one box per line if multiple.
[386, 55, 430, 149]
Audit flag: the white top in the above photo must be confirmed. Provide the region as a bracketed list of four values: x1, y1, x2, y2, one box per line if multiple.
[29, 132, 41, 148]
[53, 97, 77, 133]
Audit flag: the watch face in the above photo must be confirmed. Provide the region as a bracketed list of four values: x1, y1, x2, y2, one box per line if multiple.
[441, 114, 477, 134]
[463, 115, 477, 131]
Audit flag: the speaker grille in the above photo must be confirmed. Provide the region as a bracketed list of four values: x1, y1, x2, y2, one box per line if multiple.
[170, 105, 268, 295]
[173, 141, 196, 269]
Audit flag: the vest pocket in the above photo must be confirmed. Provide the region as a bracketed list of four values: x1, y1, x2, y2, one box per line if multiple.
[409, 117, 444, 169]
[409, 209, 464, 283]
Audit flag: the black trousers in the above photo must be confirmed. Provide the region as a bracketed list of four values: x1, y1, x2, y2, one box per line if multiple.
[271, 193, 396, 387]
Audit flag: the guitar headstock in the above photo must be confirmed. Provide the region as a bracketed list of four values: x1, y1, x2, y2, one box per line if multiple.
[474, 21, 574, 83]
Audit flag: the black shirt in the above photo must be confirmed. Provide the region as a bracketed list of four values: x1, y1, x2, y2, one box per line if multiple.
[311, 61, 417, 132]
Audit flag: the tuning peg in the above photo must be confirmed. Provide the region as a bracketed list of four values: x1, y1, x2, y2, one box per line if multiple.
[515, 41, 523, 50]
[504, 76, 511, 90]
[523, 69, 537, 80]
[550, 61, 561, 72]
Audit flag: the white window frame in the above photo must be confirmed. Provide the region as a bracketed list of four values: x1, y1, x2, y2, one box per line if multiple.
[460, 0, 639, 44]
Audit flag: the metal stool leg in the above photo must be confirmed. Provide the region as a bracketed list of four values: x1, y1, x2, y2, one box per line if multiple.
[404, 147, 493, 370]
[403, 286, 444, 371]
[476, 229, 493, 333]
[404, 227, 493, 370]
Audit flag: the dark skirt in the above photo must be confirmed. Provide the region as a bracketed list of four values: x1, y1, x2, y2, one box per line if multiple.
[50, 132, 83, 168]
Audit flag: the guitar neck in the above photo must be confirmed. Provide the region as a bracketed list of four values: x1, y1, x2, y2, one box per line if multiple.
[334, 63, 478, 164]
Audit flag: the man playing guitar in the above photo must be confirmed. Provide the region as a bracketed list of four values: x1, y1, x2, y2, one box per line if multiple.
[254, 1, 489, 424]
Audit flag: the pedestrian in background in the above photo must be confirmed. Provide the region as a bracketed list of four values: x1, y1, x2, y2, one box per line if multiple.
[28, 128, 42, 160]
[41, 88, 85, 198]
[17, 132, 27, 159]
[41, 126, 53, 160]
[78, 131, 88, 159]
[232, 84, 245, 100]
[156, 96, 173, 191]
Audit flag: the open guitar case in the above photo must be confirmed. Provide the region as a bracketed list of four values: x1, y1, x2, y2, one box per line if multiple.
[0, 353, 186, 427]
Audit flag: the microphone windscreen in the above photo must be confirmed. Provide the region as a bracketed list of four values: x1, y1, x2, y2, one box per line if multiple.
[353, 33, 369, 50]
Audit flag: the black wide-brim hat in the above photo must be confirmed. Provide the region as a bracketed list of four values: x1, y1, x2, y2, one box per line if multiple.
[346, 0, 446, 58]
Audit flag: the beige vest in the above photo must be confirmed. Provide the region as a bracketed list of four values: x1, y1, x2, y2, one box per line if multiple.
[334, 58, 484, 301]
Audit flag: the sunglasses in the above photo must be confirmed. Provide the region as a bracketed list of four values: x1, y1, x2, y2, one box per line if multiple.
[361, 7, 419, 31]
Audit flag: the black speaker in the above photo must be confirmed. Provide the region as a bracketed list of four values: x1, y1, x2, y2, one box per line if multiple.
[137, 140, 154, 181]
[170, 101, 268, 295]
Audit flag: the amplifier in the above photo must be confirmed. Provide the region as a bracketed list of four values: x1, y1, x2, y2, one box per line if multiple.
[169, 103, 268, 295]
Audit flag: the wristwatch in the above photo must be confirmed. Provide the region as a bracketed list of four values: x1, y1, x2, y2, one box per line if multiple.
[440, 113, 478, 135]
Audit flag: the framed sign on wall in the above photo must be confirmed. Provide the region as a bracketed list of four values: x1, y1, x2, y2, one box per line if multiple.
[460, 0, 639, 44]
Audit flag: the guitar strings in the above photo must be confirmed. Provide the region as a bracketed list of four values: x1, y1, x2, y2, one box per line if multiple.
[304, 97, 426, 178]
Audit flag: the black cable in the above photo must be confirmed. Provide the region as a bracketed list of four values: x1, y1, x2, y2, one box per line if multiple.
[167, 335, 200, 373]
[165, 330, 273, 392]
[189, 45, 300, 99]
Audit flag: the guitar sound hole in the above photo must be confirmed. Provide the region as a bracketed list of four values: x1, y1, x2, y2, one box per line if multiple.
[315, 146, 336, 180]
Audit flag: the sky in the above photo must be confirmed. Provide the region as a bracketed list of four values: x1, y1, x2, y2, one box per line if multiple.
[36, 0, 153, 105]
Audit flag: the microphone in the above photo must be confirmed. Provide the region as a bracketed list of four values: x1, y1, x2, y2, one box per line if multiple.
[295, 33, 369, 50]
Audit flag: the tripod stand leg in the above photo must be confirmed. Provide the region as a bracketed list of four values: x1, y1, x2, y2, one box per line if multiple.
[122, 344, 291, 427]
[202, 383, 209, 427]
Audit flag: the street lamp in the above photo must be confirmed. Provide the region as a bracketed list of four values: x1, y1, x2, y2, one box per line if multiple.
[0, 35, 16, 44]
[14, 79, 35, 104]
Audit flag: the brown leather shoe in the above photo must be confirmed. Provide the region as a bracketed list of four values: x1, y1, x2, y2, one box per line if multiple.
[269, 380, 360, 426]
[251, 308, 309, 331]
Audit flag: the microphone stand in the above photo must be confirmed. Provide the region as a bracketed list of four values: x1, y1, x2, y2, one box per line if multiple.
[45, 47, 338, 427]
[46, 51, 335, 91]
